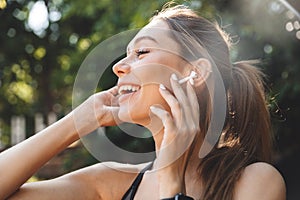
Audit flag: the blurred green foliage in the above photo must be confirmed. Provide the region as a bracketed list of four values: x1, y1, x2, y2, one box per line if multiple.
[0, 0, 299, 193]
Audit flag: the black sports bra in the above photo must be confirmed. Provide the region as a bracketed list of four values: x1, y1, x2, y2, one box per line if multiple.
[121, 162, 153, 200]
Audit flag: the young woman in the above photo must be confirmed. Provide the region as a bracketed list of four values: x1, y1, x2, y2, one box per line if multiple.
[0, 5, 286, 200]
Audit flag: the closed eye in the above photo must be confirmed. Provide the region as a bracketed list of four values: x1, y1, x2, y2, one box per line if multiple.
[135, 48, 150, 58]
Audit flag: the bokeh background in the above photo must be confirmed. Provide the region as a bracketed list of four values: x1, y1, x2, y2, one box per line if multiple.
[0, 0, 299, 199]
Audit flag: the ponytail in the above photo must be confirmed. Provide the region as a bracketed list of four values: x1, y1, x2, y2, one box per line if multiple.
[229, 60, 272, 161]
[199, 60, 273, 200]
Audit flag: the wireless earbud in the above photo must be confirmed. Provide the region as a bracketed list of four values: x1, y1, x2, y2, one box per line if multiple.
[178, 71, 197, 85]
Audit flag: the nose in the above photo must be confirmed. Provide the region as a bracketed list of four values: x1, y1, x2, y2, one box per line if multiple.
[112, 61, 131, 78]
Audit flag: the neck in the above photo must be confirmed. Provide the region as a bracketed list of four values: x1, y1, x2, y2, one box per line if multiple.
[145, 118, 203, 178]
[142, 117, 204, 198]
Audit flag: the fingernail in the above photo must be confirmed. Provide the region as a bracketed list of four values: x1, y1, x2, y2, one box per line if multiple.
[159, 84, 166, 90]
[171, 73, 178, 81]
[150, 106, 155, 111]
[189, 78, 195, 85]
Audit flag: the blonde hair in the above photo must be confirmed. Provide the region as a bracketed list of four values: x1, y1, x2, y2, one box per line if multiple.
[152, 5, 273, 200]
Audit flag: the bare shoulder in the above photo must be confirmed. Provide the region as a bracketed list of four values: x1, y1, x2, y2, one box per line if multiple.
[8, 162, 150, 200]
[234, 162, 286, 200]
[61, 161, 150, 199]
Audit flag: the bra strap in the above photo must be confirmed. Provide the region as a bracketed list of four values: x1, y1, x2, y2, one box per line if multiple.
[122, 162, 153, 200]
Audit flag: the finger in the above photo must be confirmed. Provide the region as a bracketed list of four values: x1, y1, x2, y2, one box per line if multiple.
[170, 74, 194, 124]
[158, 84, 182, 126]
[150, 106, 175, 133]
[186, 82, 200, 124]
[102, 106, 121, 126]
[107, 86, 120, 106]
[98, 87, 119, 106]
[110, 95, 120, 106]
[107, 86, 119, 96]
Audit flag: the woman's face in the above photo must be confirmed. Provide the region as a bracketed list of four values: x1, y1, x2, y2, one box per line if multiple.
[113, 19, 192, 126]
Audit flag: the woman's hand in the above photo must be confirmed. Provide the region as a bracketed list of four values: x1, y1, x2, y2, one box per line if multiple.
[72, 86, 121, 136]
[0, 86, 121, 199]
[150, 74, 200, 198]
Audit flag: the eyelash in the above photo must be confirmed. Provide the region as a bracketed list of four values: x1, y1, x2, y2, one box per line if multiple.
[135, 49, 150, 57]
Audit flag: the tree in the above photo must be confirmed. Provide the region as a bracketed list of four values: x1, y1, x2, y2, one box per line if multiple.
[0, 0, 299, 198]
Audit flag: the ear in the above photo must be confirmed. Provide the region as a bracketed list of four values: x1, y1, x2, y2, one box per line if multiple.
[191, 58, 212, 86]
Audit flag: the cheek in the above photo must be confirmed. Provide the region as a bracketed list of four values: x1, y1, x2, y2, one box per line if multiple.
[136, 86, 163, 118]
[131, 64, 177, 87]
[118, 85, 170, 123]
[139, 85, 170, 113]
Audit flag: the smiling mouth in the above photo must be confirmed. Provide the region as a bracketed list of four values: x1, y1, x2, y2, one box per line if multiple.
[118, 85, 141, 95]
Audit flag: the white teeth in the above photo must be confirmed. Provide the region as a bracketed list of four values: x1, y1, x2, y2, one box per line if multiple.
[118, 85, 140, 95]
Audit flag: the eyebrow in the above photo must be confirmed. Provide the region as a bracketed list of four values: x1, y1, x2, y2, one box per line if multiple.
[127, 36, 158, 52]
[134, 36, 158, 44]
